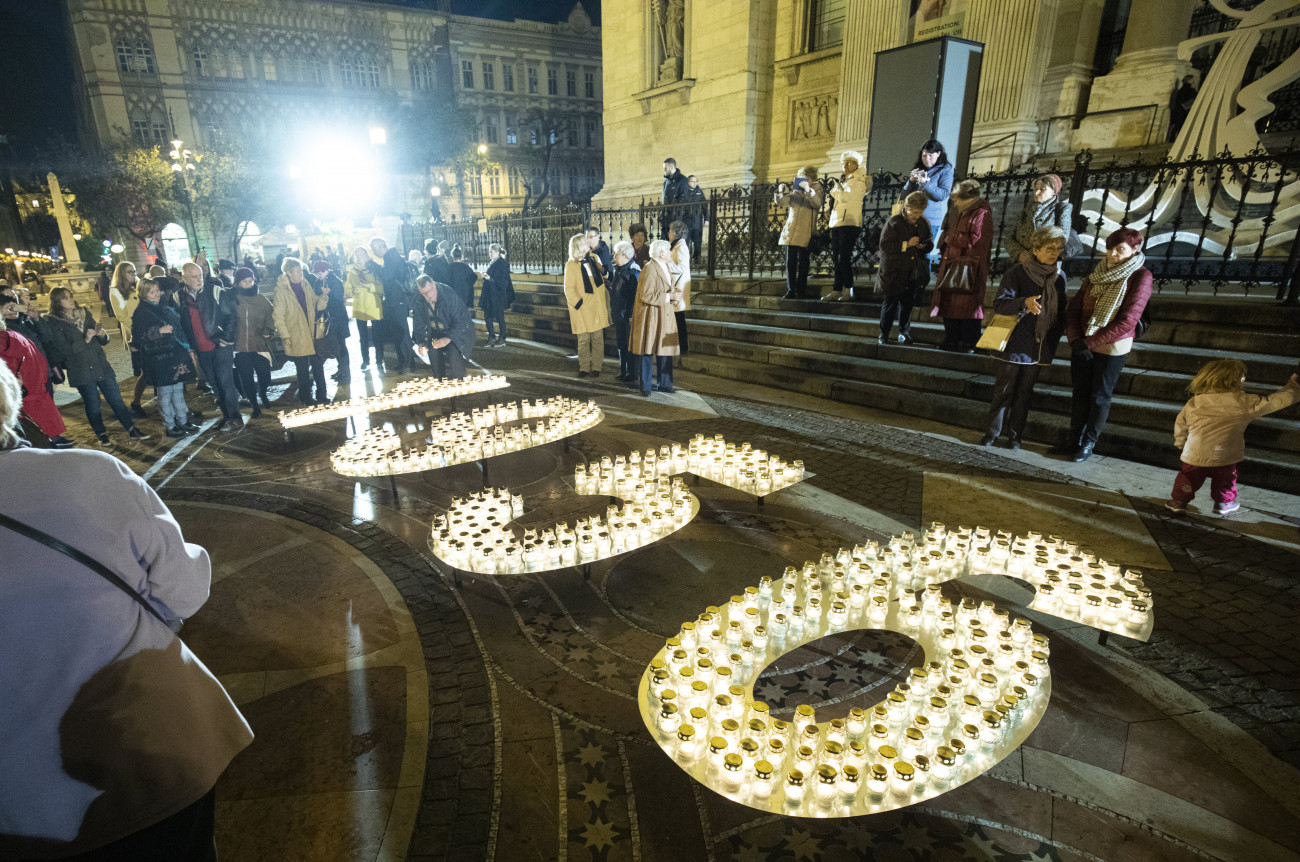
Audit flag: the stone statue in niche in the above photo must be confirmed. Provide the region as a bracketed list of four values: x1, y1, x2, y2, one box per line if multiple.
[651, 0, 685, 86]
[790, 94, 838, 141]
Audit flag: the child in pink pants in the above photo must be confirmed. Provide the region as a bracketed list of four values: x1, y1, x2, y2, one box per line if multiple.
[1167, 359, 1299, 516]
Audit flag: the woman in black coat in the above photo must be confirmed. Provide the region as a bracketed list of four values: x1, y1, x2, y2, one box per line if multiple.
[876, 191, 933, 345]
[479, 243, 514, 347]
[981, 226, 1069, 448]
[41, 287, 147, 443]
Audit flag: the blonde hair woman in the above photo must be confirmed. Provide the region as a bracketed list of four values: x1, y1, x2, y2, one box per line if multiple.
[345, 246, 384, 371]
[562, 233, 610, 378]
[108, 261, 149, 416]
[823, 149, 872, 302]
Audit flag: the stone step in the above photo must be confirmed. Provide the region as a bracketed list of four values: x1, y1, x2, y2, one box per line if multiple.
[670, 351, 1300, 494]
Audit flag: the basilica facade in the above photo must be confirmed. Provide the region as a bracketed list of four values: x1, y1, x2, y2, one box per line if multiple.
[595, 0, 1220, 203]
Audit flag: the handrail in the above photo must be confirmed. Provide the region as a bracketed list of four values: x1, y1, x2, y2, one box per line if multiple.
[968, 132, 1019, 159]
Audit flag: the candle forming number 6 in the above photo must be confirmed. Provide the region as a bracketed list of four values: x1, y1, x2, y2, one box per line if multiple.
[638, 524, 1154, 817]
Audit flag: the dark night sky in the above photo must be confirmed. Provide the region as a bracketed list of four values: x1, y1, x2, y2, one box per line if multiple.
[0, 0, 598, 157]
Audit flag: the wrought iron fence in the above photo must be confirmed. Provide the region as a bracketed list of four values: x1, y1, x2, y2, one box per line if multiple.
[401, 147, 1299, 299]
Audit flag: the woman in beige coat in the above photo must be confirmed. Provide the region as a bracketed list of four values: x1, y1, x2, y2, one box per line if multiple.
[563, 233, 610, 378]
[631, 240, 682, 396]
[272, 257, 330, 405]
[775, 165, 822, 299]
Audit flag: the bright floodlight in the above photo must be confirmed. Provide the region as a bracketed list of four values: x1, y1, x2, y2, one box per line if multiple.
[431, 185, 441, 197]
[110, 243, 124, 253]
[369, 126, 387, 145]
[73, 233, 82, 240]
[171, 139, 183, 149]
[478, 144, 487, 154]
[293, 137, 380, 216]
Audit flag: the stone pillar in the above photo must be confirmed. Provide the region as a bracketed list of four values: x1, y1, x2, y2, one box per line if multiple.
[964, 0, 1061, 170]
[46, 173, 82, 268]
[827, 0, 910, 170]
[1085, 0, 1197, 135]
[1040, 0, 1106, 117]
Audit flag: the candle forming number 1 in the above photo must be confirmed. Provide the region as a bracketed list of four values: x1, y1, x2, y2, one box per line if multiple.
[637, 523, 1155, 817]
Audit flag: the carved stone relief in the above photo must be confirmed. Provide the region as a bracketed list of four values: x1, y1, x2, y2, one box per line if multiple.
[789, 94, 838, 141]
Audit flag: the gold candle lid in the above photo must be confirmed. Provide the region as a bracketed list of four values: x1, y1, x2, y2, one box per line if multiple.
[842, 764, 860, 782]
[677, 724, 695, 741]
[755, 759, 774, 779]
[870, 764, 889, 782]
[723, 753, 743, 771]
[894, 761, 915, 781]
[689, 707, 707, 722]
[817, 764, 838, 784]
[878, 744, 898, 760]
[721, 718, 739, 733]
[787, 768, 805, 786]
[936, 745, 956, 766]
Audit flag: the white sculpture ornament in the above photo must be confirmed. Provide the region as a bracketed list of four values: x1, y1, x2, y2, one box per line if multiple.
[637, 524, 1154, 817]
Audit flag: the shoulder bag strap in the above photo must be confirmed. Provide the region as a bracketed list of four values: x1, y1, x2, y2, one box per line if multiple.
[0, 510, 170, 627]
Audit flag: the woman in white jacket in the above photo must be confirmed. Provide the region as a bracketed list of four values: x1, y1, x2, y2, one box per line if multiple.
[823, 150, 872, 302]
[667, 220, 692, 354]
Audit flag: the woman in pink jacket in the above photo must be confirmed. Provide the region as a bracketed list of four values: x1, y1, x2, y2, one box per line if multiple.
[930, 179, 992, 352]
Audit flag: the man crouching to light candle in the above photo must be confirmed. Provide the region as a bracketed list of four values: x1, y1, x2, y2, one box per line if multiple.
[413, 274, 475, 379]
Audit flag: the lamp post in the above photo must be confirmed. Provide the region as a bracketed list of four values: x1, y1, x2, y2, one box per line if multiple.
[169, 139, 199, 257]
[477, 144, 488, 219]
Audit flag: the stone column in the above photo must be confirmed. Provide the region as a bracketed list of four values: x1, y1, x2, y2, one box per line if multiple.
[827, 0, 910, 169]
[964, 0, 1061, 170]
[1086, 0, 1198, 127]
[1040, 0, 1106, 120]
[46, 173, 82, 267]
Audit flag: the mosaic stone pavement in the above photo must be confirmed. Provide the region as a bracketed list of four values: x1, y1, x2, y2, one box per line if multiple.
[53, 336, 1300, 862]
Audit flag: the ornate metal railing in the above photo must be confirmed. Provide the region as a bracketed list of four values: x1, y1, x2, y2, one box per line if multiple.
[400, 147, 1300, 300]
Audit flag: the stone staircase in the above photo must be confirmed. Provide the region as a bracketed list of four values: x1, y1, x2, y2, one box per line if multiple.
[491, 274, 1300, 494]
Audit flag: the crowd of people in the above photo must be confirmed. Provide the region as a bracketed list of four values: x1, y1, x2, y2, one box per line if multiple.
[0, 236, 511, 447]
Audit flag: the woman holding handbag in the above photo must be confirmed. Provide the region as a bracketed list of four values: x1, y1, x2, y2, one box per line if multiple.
[132, 277, 198, 438]
[980, 227, 1068, 448]
[931, 179, 993, 352]
[345, 246, 384, 371]
[876, 191, 933, 345]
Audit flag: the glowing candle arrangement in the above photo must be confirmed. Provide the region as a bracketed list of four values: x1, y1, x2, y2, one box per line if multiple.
[332, 397, 603, 478]
[574, 435, 805, 498]
[278, 374, 510, 429]
[428, 472, 698, 575]
[637, 523, 1155, 817]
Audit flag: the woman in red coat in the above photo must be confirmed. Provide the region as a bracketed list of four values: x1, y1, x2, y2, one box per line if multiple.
[931, 179, 993, 352]
[1053, 227, 1153, 462]
[0, 319, 72, 447]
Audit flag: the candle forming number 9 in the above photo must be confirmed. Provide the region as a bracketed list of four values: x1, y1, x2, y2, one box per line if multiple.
[637, 524, 1155, 817]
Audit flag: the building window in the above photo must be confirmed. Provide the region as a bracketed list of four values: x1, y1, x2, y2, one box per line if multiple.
[308, 56, 324, 85]
[487, 166, 501, 196]
[566, 69, 577, 97]
[505, 113, 518, 144]
[193, 47, 207, 75]
[468, 173, 482, 196]
[503, 64, 514, 91]
[462, 59, 474, 89]
[115, 36, 156, 75]
[411, 58, 435, 91]
[547, 68, 558, 95]
[584, 70, 595, 99]
[527, 65, 539, 94]
[131, 115, 169, 146]
[808, 0, 846, 51]
[530, 124, 540, 145]
[341, 54, 381, 89]
[482, 61, 494, 90]
[568, 166, 579, 195]
[566, 125, 577, 147]
[485, 116, 499, 144]
[263, 54, 277, 81]
[584, 118, 596, 148]
[508, 166, 521, 195]
[130, 120, 150, 145]
[228, 51, 244, 79]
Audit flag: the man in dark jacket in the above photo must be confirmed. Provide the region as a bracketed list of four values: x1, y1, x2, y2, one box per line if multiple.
[413, 274, 475, 379]
[309, 260, 350, 383]
[217, 259, 237, 289]
[661, 157, 690, 239]
[178, 261, 241, 430]
[608, 243, 641, 384]
[424, 240, 451, 286]
[369, 237, 416, 374]
[684, 175, 707, 262]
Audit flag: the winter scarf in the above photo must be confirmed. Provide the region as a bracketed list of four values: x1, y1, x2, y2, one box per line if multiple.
[1085, 251, 1146, 336]
[1012, 198, 1059, 256]
[1020, 257, 1060, 342]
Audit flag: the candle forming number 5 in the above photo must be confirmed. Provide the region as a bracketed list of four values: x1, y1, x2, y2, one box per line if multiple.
[637, 524, 1155, 817]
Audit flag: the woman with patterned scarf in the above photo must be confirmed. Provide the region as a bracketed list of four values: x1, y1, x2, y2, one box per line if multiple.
[1056, 228, 1153, 462]
[1005, 174, 1073, 266]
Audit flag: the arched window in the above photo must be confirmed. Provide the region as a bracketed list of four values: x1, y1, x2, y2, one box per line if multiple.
[160, 223, 191, 265]
[115, 36, 156, 75]
[487, 166, 501, 196]
[341, 54, 381, 89]
[193, 47, 208, 75]
[411, 57, 435, 91]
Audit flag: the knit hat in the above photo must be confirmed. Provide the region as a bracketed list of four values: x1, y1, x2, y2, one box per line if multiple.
[1040, 174, 1063, 196]
[234, 266, 255, 284]
[311, 260, 331, 274]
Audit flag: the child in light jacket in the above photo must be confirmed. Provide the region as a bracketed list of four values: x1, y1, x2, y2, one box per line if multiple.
[1167, 358, 1299, 516]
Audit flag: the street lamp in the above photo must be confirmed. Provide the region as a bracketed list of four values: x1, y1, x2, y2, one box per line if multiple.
[169, 139, 200, 255]
[369, 126, 387, 145]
